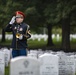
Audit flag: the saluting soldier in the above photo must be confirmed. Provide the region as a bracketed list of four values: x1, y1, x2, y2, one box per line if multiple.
[5, 11, 31, 58]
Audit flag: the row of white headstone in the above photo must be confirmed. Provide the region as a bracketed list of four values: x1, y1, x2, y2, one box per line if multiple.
[0, 48, 11, 75]
[0, 48, 76, 75]
[0, 34, 60, 41]
[0, 34, 76, 41]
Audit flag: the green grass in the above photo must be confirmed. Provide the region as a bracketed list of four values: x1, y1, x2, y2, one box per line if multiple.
[5, 66, 9, 75]
[70, 38, 76, 49]
[0, 40, 12, 45]
[28, 39, 47, 49]
[1, 37, 76, 49]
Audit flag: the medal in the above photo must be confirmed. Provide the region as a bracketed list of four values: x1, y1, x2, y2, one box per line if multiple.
[20, 28, 23, 31]
[14, 27, 17, 30]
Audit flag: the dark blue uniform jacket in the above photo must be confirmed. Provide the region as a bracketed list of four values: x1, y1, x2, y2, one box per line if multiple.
[5, 23, 31, 50]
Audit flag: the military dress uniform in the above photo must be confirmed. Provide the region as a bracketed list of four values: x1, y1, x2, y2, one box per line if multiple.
[5, 11, 31, 58]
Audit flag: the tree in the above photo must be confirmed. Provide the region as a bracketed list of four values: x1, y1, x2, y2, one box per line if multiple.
[0, 0, 76, 51]
[56, 0, 76, 51]
[43, 0, 58, 46]
[0, 0, 12, 42]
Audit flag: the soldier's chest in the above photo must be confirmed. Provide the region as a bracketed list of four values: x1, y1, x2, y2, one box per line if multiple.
[13, 25, 24, 34]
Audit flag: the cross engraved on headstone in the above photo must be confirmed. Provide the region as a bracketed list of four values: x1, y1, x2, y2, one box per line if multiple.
[23, 60, 29, 68]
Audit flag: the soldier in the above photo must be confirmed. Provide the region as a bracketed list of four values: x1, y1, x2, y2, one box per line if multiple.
[5, 11, 31, 58]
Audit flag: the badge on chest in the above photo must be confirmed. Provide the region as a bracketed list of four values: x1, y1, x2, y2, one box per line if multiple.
[14, 27, 23, 31]
[14, 27, 17, 30]
[19, 28, 23, 31]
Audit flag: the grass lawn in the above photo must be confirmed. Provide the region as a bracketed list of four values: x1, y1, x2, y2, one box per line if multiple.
[5, 66, 9, 75]
[1, 37, 76, 49]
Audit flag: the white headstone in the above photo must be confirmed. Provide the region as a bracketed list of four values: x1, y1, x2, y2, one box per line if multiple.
[27, 53, 37, 59]
[3, 48, 10, 67]
[10, 56, 40, 75]
[39, 53, 59, 75]
[65, 56, 75, 75]
[28, 50, 38, 59]
[74, 55, 76, 73]
[0, 51, 5, 75]
[57, 52, 75, 75]
[57, 52, 67, 75]
[74, 55, 76, 74]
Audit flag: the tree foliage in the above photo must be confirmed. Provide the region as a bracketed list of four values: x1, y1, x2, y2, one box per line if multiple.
[0, 0, 76, 50]
[0, 0, 76, 29]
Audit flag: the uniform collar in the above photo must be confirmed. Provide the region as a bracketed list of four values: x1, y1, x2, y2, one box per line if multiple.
[16, 22, 23, 26]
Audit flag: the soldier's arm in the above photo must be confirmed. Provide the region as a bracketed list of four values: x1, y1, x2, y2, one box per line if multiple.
[23, 24, 31, 39]
[4, 24, 12, 32]
[24, 30, 31, 39]
[5, 16, 15, 32]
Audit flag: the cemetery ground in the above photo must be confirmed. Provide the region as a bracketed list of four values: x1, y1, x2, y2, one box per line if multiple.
[5, 65, 9, 75]
[0, 37, 76, 50]
[0, 38, 76, 75]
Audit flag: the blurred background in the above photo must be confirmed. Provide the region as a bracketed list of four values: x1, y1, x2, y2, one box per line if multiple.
[0, 0, 76, 52]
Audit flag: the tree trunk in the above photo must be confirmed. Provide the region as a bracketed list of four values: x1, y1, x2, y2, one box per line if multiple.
[62, 17, 70, 51]
[1, 28, 5, 42]
[47, 24, 54, 46]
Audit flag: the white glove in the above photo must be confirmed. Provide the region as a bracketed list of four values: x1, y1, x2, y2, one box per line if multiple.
[19, 34, 23, 40]
[9, 16, 15, 24]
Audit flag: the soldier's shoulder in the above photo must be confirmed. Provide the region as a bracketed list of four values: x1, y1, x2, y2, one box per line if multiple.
[23, 23, 29, 27]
